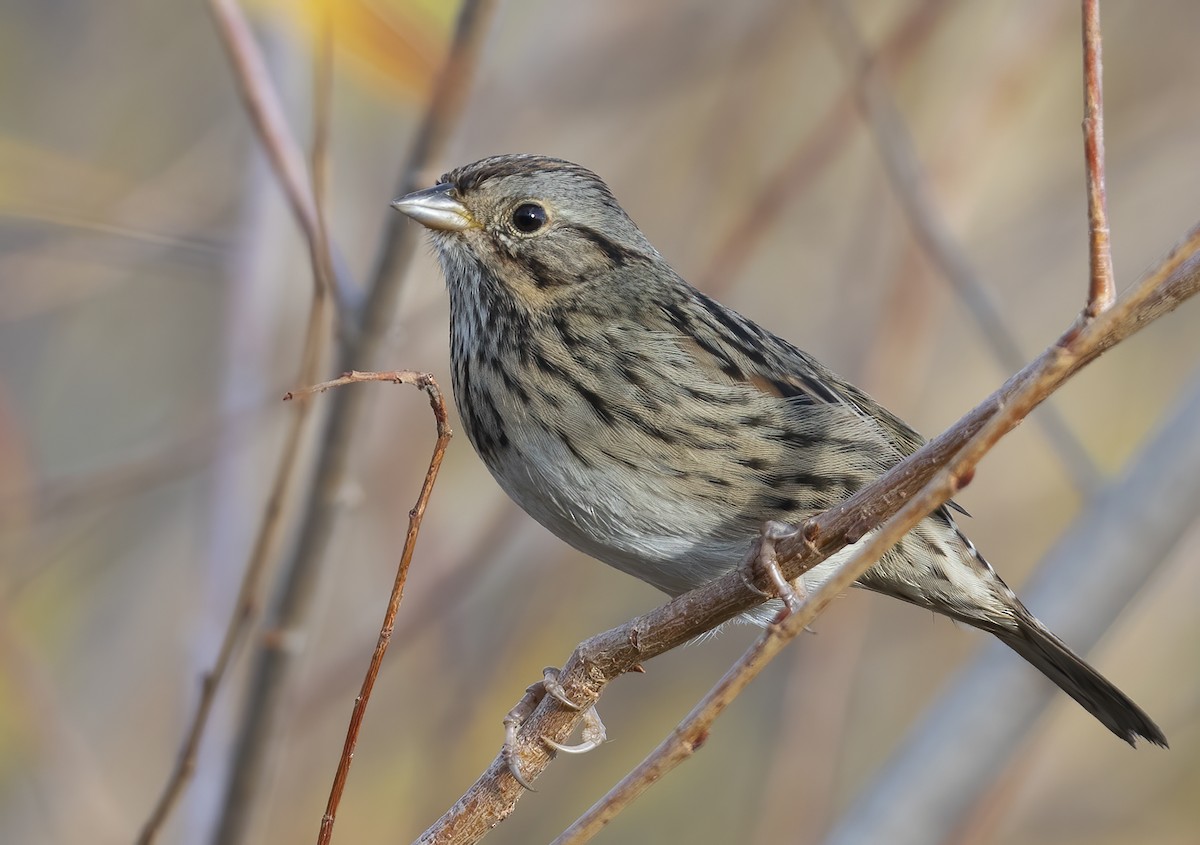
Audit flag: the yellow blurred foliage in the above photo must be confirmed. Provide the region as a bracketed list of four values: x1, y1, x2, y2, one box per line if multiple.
[250, 0, 457, 96]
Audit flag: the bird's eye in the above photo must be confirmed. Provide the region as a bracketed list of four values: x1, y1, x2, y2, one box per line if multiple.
[511, 202, 548, 233]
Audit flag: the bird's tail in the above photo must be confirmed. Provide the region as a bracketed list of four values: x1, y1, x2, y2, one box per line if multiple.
[994, 606, 1167, 748]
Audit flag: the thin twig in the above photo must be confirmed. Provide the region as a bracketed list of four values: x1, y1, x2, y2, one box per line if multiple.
[1083, 0, 1115, 315]
[135, 8, 338, 843]
[283, 372, 452, 845]
[818, 0, 1102, 494]
[415, 220, 1200, 844]
[213, 5, 495, 842]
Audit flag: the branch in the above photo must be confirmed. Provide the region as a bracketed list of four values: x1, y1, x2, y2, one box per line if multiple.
[206, 0, 351, 319]
[1083, 0, 1115, 315]
[415, 221, 1200, 843]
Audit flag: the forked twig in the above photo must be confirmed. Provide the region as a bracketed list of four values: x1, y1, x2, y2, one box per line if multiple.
[283, 372, 452, 845]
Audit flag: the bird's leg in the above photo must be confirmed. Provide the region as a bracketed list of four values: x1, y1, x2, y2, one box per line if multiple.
[502, 666, 606, 790]
[740, 520, 805, 615]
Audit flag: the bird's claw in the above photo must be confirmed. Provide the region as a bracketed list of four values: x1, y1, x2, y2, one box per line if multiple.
[540, 665, 582, 710]
[543, 704, 607, 754]
[501, 666, 606, 790]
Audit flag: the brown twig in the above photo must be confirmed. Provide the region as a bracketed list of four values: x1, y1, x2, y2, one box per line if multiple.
[1083, 0, 1115, 315]
[415, 219, 1200, 844]
[135, 8, 338, 844]
[212, 5, 494, 843]
[818, 0, 1101, 494]
[283, 371, 452, 845]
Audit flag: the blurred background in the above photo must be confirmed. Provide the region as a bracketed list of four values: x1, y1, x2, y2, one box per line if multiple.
[1, 1, 1198, 843]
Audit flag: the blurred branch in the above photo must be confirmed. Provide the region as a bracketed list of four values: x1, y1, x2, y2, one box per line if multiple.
[135, 10, 337, 843]
[818, 0, 1102, 494]
[276, 371, 450, 845]
[213, 3, 495, 843]
[820, 368, 1200, 845]
[699, 0, 954, 296]
[416, 222, 1200, 842]
[1083, 0, 1115, 315]
[206, 0, 352, 321]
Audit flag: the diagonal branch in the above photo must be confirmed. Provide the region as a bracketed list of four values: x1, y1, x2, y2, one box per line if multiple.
[697, 0, 955, 296]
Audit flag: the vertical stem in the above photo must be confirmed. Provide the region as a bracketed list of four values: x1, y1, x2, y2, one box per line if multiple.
[1083, 0, 1115, 314]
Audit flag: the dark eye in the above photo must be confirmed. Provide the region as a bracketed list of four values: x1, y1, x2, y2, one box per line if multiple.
[511, 202, 547, 233]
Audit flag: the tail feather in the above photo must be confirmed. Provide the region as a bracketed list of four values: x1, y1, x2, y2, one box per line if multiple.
[995, 608, 1167, 748]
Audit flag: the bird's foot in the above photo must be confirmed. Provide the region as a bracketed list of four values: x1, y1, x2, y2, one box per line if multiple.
[502, 666, 606, 790]
[740, 520, 806, 617]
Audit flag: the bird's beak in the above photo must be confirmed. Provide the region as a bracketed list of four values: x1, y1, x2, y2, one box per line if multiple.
[391, 183, 476, 232]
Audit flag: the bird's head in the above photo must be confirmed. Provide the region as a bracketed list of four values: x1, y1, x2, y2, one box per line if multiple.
[393, 154, 660, 314]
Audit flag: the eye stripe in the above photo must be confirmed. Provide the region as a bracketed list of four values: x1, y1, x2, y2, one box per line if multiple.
[562, 224, 635, 267]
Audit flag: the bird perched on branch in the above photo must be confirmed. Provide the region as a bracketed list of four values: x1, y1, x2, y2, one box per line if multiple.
[394, 153, 1165, 749]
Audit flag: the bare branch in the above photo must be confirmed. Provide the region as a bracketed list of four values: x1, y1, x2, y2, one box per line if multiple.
[205, 0, 350, 317]
[1083, 0, 1115, 315]
[415, 221, 1200, 843]
[300, 372, 452, 845]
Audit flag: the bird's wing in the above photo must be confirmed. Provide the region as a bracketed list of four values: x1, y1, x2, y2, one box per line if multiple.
[678, 287, 970, 517]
